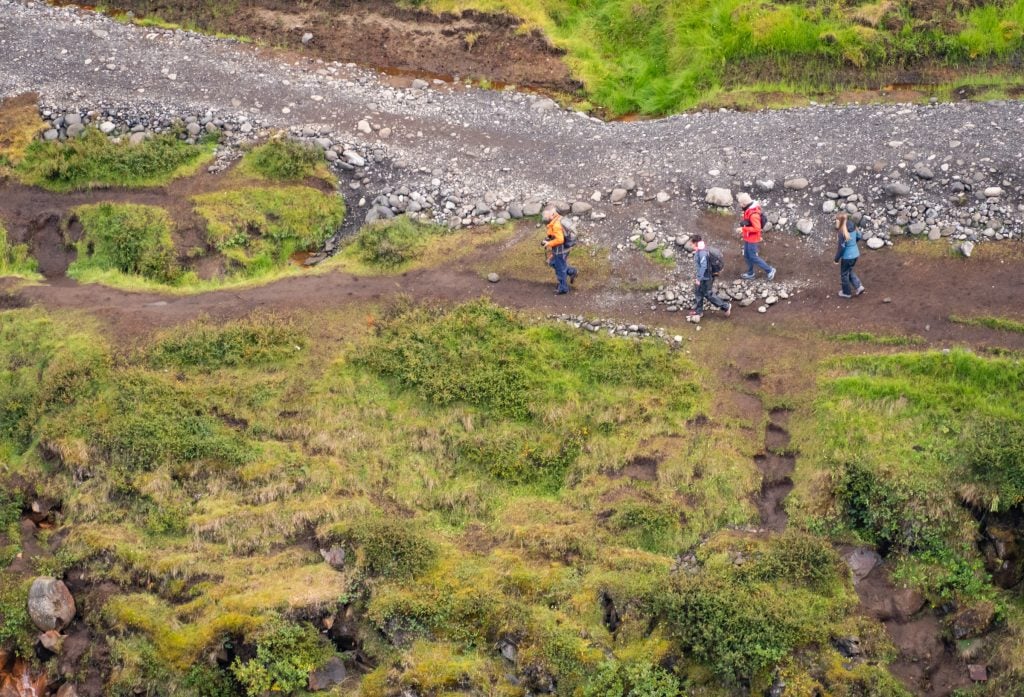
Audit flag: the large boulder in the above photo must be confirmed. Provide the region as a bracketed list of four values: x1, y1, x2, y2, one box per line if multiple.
[27, 577, 76, 631]
[308, 656, 347, 691]
[704, 187, 733, 207]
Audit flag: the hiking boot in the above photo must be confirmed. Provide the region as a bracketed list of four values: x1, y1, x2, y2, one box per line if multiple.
[855, 285, 865, 296]
[569, 270, 578, 285]
[555, 289, 569, 295]
[686, 311, 701, 323]
[740, 272, 755, 280]
[767, 267, 777, 281]
[838, 290, 852, 298]
[723, 304, 732, 318]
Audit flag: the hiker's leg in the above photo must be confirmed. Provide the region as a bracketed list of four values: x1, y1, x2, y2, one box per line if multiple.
[742, 242, 756, 275]
[840, 259, 854, 295]
[849, 259, 862, 291]
[552, 254, 569, 292]
[707, 282, 729, 310]
[749, 243, 772, 274]
[692, 280, 707, 314]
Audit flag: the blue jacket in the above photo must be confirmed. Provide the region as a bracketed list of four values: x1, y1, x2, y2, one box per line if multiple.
[694, 248, 711, 281]
[835, 222, 861, 262]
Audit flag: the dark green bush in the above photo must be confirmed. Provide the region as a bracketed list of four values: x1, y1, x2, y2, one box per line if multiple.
[334, 517, 438, 579]
[347, 217, 444, 269]
[607, 501, 681, 554]
[181, 665, 242, 697]
[148, 315, 304, 370]
[242, 138, 324, 181]
[583, 661, 680, 697]
[0, 573, 35, 657]
[230, 619, 331, 696]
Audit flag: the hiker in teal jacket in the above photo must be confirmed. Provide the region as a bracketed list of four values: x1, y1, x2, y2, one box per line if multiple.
[833, 213, 865, 298]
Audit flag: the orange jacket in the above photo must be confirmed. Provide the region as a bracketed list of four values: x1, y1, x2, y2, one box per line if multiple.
[740, 204, 763, 243]
[544, 215, 565, 249]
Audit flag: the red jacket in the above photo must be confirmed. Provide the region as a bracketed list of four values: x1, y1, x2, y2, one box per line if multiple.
[741, 204, 763, 243]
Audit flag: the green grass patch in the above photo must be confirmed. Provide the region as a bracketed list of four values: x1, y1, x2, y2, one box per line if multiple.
[68, 202, 181, 285]
[424, 0, 1024, 115]
[791, 349, 1024, 603]
[147, 314, 305, 370]
[193, 186, 345, 275]
[234, 137, 333, 183]
[15, 128, 215, 192]
[0, 93, 46, 167]
[832, 331, 926, 346]
[950, 314, 1024, 334]
[0, 219, 40, 279]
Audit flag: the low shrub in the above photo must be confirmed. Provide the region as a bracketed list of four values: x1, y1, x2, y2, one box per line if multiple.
[0, 573, 35, 657]
[606, 501, 681, 554]
[238, 138, 325, 182]
[960, 417, 1024, 512]
[346, 217, 446, 269]
[70, 202, 181, 284]
[329, 517, 438, 579]
[230, 619, 332, 697]
[16, 128, 214, 191]
[148, 314, 304, 370]
[583, 661, 680, 697]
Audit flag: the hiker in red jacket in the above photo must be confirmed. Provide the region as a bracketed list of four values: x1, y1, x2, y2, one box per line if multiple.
[735, 192, 776, 281]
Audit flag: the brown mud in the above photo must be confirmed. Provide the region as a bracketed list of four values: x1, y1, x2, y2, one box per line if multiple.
[56, 0, 581, 95]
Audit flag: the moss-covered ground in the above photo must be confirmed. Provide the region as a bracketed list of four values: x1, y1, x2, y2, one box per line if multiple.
[4, 297, 1022, 695]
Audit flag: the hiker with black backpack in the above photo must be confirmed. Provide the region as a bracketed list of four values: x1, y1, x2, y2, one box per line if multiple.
[687, 235, 731, 323]
[541, 206, 578, 295]
[735, 192, 776, 281]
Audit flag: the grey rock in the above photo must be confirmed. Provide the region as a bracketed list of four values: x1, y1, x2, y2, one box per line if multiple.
[755, 179, 775, 192]
[837, 187, 854, 198]
[307, 656, 346, 691]
[356, 119, 372, 134]
[620, 177, 637, 191]
[319, 546, 346, 570]
[522, 201, 543, 216]
[844, 548, 882, 583]
[487, 272, 500, 283]
[186, 122, 201, 136]
[610, 188, 628, 203]
[984, 186, 1005, 198]
[411, 78, 429, 90]
[66, 123, 85, 138]
[784, 177, 809, 190]
[822, 200, 836, 213]
[28, 577, 76, 631]
[508, 202, 523, 219]
[300, 32, 313, 45]
[644, 241, 659, 252]
[704, 187, 733, 207]
[908, 222, 926, 235]
[64, 113, 82, 126]
[655, 190, 671, 203]
[128, 132, 147, 146]
[571, 201, 593, 215]
[98, 121, 115, 134]
[885, 182, 911, 196]
[530, 98, 559, 113]
[343, 150, 365, 167]
[796, 219, 813, 235]
[914, 164, 935, 180]
[43, 128, 59, 141]
[961, 240, 975, 257]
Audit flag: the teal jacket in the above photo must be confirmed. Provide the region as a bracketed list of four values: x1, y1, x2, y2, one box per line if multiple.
[835, 221, 861, 262]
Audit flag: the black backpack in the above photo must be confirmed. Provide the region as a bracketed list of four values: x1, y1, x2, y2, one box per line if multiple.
[708, 246, 724, 276]
[560, 217, 578, 249]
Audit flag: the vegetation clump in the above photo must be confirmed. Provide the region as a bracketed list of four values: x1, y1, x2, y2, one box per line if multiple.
[16, 128, 215, 191]
[236, 137, 328, 182]
[344, 217, 449, 270]
[148, 314, 304, 370]
[193, 186, 344, 274]
[230, 619, 332, 696]
[0, 220, 39, 278]
[69, 202, 181, 284]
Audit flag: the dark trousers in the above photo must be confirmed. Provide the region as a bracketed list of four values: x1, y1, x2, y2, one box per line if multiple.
[840, 258, 862, 295]
[550, 252, 577, 292]
[693, 278, 729, 314]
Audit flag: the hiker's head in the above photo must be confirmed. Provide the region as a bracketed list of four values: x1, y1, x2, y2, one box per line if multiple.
[691, 234, 705, 250]
[541, 206, 558, 222]
[736, 192, 753, 209]
[835, 213, 848, 229]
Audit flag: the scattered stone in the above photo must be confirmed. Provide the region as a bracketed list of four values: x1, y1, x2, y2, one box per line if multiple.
[822, 200, 836, 213]
[319, 546, 346, 570]
[784, 177, 809, 190]
[356, 119, 372, 134]
[885, 182, 911, 196]
[300, 32, 313, 45]
[522, 201, 543, 216]
[968, 664, 988, 682]
[28, 577, 76, 632]
[960, 240, 975, 257]
[411, 78, 429, 90]
[610, 188, 628, 203]
[796, 219, 813, 235]
[844, 548, 882, 583]
[655, 190, 671, 203]
[866, 237, 885, 250]
[984, 186, 1005, 198]
[487, 272, 500, 283]
[755, 179, 775, 192]
[571, 201, 593, 215]
[757, 305, 767, 313]
[38, 630, 65, 653]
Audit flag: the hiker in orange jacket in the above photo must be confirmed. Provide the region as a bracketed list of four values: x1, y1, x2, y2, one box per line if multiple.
[542, 206, 577, 294]
[735, 192, 776, 281]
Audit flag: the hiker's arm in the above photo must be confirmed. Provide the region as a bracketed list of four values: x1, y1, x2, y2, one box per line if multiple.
[544, 224, 564, 249]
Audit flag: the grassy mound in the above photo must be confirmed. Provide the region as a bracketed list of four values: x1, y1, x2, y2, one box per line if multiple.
[426, 0, 1024, 113]
[234, 138, 332, 183]
[194, 186, 345, 275]
[0, 219, 39, 279]
[341, 217, 450, 271]
[68, 203, 181, 285]
[15, 128, 215, 192]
